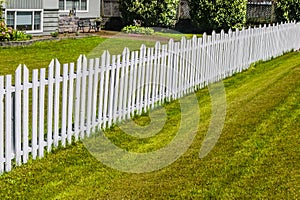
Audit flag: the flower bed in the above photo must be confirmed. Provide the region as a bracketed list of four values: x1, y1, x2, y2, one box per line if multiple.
[0, 21, 32, 42]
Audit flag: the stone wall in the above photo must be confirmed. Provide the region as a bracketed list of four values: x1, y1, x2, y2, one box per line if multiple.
[58, 16, 79, 33]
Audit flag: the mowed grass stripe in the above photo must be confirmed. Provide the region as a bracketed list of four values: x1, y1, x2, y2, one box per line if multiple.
[0, 52, 299, 199]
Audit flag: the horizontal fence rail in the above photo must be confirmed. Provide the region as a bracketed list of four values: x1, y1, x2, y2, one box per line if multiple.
[0, 22, 300, 173]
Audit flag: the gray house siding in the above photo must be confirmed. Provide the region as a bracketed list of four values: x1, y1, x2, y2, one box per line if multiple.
[43, 10, 59, 34]
[43, 0, 59, 10]
[5, 0, 43, 9]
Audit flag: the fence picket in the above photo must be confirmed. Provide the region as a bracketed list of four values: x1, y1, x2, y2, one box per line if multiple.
[80, 56, 88, 138]
[38, 68, 46, 158]
[113, 55, 121, 121]
[131, 51, 139, 116]
[119, 48, 127, 121]
[0, 76, 4, 173]
[86, 59, 94, 136]
[14, 66, 22, 165]
[61, 64, 69, 146]
[47, 61, 54, 152]
[103, 51, 110, 129]
[145, 47, 152, 109]
[53, 60, 61, 147]
[67, 63, 75, 144]
[97, 53, 105, 128]
[31, 70, 39, 159]
[5, 75, 12, 172]
[23, 66, 29, 162]
[108, 55, 116, 127]
[92, 58, 100, 128]
[74, 56, 82, 140]
[127, 51, 135, 118]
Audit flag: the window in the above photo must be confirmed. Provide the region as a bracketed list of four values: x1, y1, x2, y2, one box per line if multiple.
[59, 0, 87, 11]
[6, 12, 14, 28]
[16, 12, 32, 31]
[6, 10, 42, 32]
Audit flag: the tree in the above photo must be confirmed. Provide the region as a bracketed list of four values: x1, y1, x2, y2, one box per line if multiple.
[188, 0, 247, 33]
[119, 0, 179, 27]
[275, 0, 300, 22]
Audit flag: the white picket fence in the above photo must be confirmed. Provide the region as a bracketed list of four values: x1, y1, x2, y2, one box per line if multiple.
[0, 22, 299, 173]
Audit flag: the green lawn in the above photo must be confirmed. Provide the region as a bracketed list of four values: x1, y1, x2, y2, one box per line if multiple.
[0, 32, 200, 77]
[0, 36, 160, 76]
[0, 45, 299, 199]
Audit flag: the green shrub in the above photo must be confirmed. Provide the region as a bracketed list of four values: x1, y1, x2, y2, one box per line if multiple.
[275, 0, 300, 22]
[0, 0, 4, 21]
[119, 0, 179, 28]
[188, 0, 247, 33]
[50, 32, 59, 37]
[121, 25, 155, 35]
[0, 21, 32, 41]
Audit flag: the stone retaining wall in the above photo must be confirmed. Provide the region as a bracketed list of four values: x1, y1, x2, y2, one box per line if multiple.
[58, 16, 79, 33]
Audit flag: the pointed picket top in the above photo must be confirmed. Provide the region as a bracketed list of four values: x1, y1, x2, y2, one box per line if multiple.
[77, 54, 83, 64]
[140, 44, 147, 52]
[49, 59, 55, 69]
[207, 34, 212, 44]
[168, 38, 174, 45]
[105, 50, 111, 58]
[168, 38, 174, 50]
[55, 58, 61, 67]
[15, 64, 22, 74]
[155, 41, 161, 52]
[122, 47, 130, 56]
[82, 54, 88, 65]
[192, 34, 197, 41]
[105, 50, 111, 67]
[101, 50, 107, 61]
[212, 30, 216, 37]
[191, 35, 197, 47]
[23, 64, 29, 74]
[220, 30, 224, 40]
[220, 29, 225, 36]
[181, 36, 187, 43]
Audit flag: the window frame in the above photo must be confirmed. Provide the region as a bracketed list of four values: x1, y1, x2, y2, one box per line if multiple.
[59, 0, 89, 12]
[5, 9, 43, 34]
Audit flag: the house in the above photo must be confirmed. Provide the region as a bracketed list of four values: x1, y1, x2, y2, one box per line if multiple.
[2, 0, 101, 35]
[246, 0, 275, 24]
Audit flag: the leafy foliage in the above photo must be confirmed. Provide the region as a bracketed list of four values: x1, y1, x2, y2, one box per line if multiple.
[121, 25, 155, 35]
[275, 0, 300, 22]
[119, 0, 179, 27]
[0, 0, 4, 21]
[188, 0, 247, 32]
[0, 21, 32, 41]
[0, 1, 32, 42]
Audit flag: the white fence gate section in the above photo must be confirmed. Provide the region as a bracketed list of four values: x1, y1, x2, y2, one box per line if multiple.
[0, 22, 300, 173]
